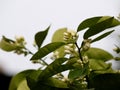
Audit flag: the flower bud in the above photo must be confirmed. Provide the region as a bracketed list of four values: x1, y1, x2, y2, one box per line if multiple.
[82, 39, 91, 51]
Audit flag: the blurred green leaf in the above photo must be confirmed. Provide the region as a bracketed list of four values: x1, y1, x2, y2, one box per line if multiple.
[9, 69, 36, 90]
[52, 28, 67, 57]
[89, 59, 113, 73]
[35, 26, 50, 48]
[45, 78, 68, 88]
[17, 80, 30, 90]
[89, 73, 120, 90]
[91, 30, 114, 43]
[30, 42, 66, 60]
[84, 16, 120, 39]
[85, 48, 113, 61]
[0, 36, 22, 52]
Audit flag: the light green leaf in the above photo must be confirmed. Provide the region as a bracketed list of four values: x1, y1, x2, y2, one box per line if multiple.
[89, 59, 114, 74]
[35, 26, 50, 48]
[85, 48, 113, 61]
[9, 69, 36, 90]
[84, 16, 120, 39]
[17, 80, 30, 90]
[0, 36, 22, 51]
[91, 30, 114, 43]
[30, 42, 66, 60]
[52, 28, 67, 57]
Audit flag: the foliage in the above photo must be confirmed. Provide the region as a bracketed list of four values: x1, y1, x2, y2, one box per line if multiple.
[0, 16, 120, 90]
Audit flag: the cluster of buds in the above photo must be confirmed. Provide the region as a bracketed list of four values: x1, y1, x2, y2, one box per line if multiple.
[64, 44, 75, 54]
[77, 59, 84, 68]
[77, 56, 89, 68]
[81, 39, 91, 51]
[74, 77, 88, 88]
[51, 51, 59, 60]
[81, 80, 88, 88]
[15, 36, 26, 46]
[63, 30, 78, 43]
[14, 36, 28, 56]
[83, 56, 89, 64]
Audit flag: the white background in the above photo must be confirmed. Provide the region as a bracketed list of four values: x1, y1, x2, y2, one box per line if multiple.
[0, 0, 120, 75]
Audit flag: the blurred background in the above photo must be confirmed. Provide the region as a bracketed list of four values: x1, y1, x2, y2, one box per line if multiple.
[0, 0, 120, 77]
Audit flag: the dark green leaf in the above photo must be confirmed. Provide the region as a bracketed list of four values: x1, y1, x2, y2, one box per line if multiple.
[35, 26, 50, 48]
[85, 48, 113, 61]
[30, 42, 66, 60]
[52, 28, 67, 57]
[77, 16, 102, 32]
[84, 16, 120, 39]
[91, 30, 114, 43]
[26, 68, 68, 89]
[89, 73, 120, 90]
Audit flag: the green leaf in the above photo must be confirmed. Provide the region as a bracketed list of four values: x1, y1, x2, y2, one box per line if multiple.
[26, 69, 68, 90]
[77, 16, 102, 32]
[68, 64, 89, 80]
[89, 59, 113, 72]
[91, 30, 114, 43]
[30, 42, 66, 60]
[0, 36, 22, 52]
[84, 16, 120, 39]
[85, 48, 113, 61]
[9, 69, 36, 90]
[52, 28, 67, 57]
[17, 80, 30, 90]
[44, 78, 68, 88]
[35, 26, 50, 48]
[38, 58, 68, 80]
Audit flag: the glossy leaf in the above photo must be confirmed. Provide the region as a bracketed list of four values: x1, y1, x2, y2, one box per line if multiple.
[0, 36, 22, 51]
[30, 42, 66, 60]
[35, 26, 50, 48]
[9, 69, 35, 90]
[77, 16, 102, 32]
[85, 48, 113, 61]
[84, 16, 120, 39]
[52, 28, 67, 57]
[91, 30, 114, 43]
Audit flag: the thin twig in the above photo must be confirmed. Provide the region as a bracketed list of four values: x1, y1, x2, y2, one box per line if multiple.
[75, 42, 83, 61]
